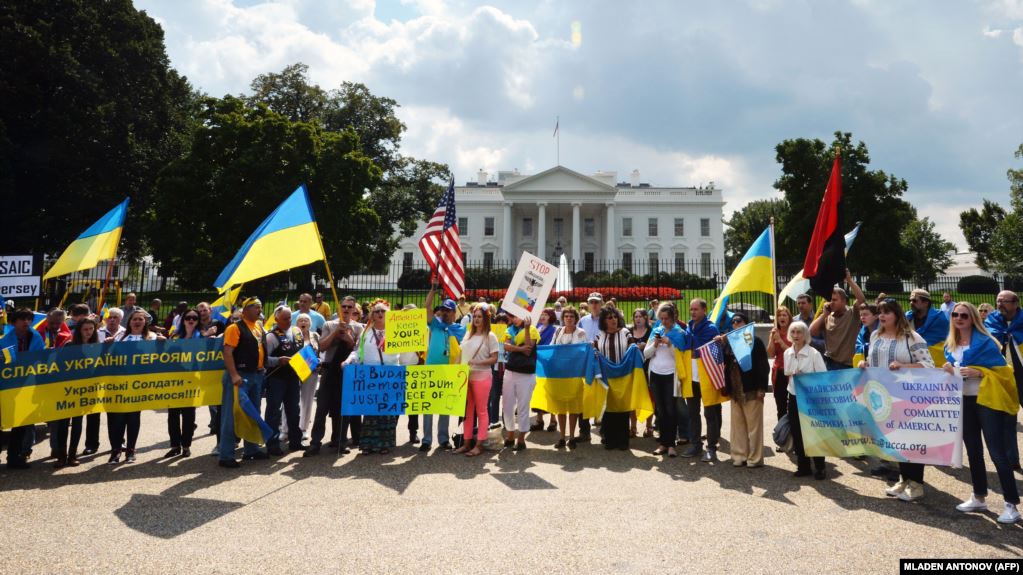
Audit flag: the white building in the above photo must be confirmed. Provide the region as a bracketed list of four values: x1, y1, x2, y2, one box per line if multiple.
[394, 165, 726, 275]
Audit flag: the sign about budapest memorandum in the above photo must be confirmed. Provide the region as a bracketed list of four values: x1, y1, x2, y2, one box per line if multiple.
[794, 367, 963, 466]
[0, 339, 225, 428]
[341, 364, 469, 416]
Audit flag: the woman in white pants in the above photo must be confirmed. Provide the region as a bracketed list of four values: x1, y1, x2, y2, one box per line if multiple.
[294, 313, 319, 441]
[502, 315, 539, 451]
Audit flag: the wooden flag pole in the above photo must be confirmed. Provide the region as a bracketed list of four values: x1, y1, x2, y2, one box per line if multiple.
[769, 217, 778, 319]
[97, 258, 116, 313]
[322, 257, 341, 319]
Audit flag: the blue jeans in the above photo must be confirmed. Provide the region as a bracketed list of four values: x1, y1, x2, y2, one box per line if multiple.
[422, 415, 450, 446]
[219, 372, 266, 461]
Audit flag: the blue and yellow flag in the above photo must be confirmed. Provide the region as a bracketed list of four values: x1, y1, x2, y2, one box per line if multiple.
[210, 285, 242, 321]
[290, 344, 320, 381]
[596, 345, 654, 420]
[215, 185, 326, 291]
[534, 343, 598, 415]
[910, 307, 950, 367]
[1, 345, 15, 364]
[43, 198, 129, 280]
[945, 328, 1017, 416]
[233, 386, 275, 445]
[710, 226, 775, 326]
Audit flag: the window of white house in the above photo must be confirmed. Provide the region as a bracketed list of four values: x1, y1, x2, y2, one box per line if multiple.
[622, 217, 633, 237]
[701, 252, 711, 276]
[484, 217, 495, 236]
[700, 218, 710, 237]
[622, 252, 633, 273]
[584, 252, 595, 272]
[584, 218, 595, 237]
[648, 218, 658, 237]
[457, 217, 468, 236]
[674, 218, 684, 237]
[522, 217, 533, 237]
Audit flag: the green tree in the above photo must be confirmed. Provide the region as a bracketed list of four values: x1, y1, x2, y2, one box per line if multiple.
[0, 0, 194, 258]
[900, 216, 955, 286]
[773, 132, 916, 277]
[958, 199, 1006, 271]
[723, 198, 789, 268]
[148, 97, 381, 288]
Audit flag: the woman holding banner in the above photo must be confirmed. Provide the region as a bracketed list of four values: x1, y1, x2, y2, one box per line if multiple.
[944, 302, 1021, 524]
[343, 300, 418, 455]
[502, 314, 539, 451]
[549, 306, 589, 449]
[531, 308, 559, 432]
[857, 299, 933, 501]
[108, 309, 164, 464]
[166, 308, 204, 458]
[783, 321, 828, 479]
[630, 308, 653, 438]
[595, 306, 634, 450]
[52, 319, 100, 468]
[455, 304, 500, 457]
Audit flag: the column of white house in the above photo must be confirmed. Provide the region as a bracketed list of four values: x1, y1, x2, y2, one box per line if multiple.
[502, 201, 513, 261]
[571, 202, 581, 267]
[537, 202, 547, 261]
[605, 202, 616, 260]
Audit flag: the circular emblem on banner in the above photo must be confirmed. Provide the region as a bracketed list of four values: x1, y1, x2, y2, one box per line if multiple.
[862, 380, 892, 422]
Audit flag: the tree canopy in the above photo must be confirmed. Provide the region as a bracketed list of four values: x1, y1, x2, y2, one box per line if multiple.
[960, 144, 1023, 275]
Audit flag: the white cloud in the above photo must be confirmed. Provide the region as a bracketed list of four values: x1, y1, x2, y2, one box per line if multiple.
[1015, 26, 1023, 46]
[983, 25, 1004, 37]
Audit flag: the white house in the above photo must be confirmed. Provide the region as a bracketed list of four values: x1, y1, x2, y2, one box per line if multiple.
[394, 165, 726, 275]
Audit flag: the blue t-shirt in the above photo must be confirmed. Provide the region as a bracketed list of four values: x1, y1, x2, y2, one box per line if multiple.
[300, 309, 326, 332]
[426, 316, 466, 365]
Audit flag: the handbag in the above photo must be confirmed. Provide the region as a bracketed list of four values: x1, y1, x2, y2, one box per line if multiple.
[773, 413, 793, 453]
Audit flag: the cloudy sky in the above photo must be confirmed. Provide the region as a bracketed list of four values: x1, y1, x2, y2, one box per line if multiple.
[136, 0, 1023, 249]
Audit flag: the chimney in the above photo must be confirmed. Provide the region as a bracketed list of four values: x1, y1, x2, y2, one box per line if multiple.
[631, 169, 641, 188]
[477, 169, 488, 186]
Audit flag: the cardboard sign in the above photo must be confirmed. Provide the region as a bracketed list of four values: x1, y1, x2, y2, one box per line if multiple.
[500, 251, 558, 324]
[0, 255, 40, 298]
[384, 308, 428, 354]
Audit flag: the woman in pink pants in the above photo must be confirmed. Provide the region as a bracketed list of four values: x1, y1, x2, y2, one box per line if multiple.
[454, 305, 500, 456]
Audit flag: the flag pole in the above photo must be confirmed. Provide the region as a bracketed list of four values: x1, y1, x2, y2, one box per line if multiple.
[97, 258, 116, 313]
[321, 256, 341, 319]
[769, 218, 778, 319]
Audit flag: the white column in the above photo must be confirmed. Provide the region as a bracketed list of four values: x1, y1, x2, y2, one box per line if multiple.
[571, 202, 581, 267]
[537, 202, 547, 261]
[605, 202, 616, 260]
[502, 201, 513, 261]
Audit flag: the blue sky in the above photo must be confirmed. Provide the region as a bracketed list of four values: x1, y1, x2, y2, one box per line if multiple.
[137, 0, 1023, 249]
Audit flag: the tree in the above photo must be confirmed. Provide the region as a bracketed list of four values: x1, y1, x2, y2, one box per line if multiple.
[773, 132, 916, 277]
[247, 63, 328, 123]
[900, 216, 955, 286]
[0, 0, 194, 259]
[724, 198, 789, 268]
[958, 199, 1006, 270]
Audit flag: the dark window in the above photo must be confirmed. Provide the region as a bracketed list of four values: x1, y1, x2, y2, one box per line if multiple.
[458, 217, 468, 236]
[701, 252, 711, 276]
[674, 218, 684, 237]
[622, 217, 632, 237]
[403, 252, 413, 269]
[648, 252, 659, 274]
[484, 217, 495, 236]
[584, 218, 595, 237]
[522, 217, 533, 237]
[553, 217, 564, 237]
[674, 253, 685, 272]
[648, 218, 658, 237]
[483, 252, 494, 269]
[700, 218, 710, 237]
[584, 252, 594, 272]
[622, 252, 633, 273]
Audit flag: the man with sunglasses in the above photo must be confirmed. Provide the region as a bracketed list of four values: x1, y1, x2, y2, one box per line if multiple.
[420, 280, 466, 452]
[986, 290, 1023, 472]
[906, 288, 950, 367]
[306, 296, 362, 457]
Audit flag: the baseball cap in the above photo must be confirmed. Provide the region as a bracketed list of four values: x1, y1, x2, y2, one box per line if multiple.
[441, 299, 457, 311]
[587, 292, 603, 302]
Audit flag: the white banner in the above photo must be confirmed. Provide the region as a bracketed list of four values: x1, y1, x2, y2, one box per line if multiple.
[0, 255, 34, 277]
[500, 251, 558, 324]
[0, 276, 40, 298]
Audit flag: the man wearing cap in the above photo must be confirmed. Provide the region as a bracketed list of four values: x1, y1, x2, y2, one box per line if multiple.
[218, 297, 268, 468]
[907, 288, 950, 367]
[986, 290, 1023, 471]
[810, 270, 866, 371]
[419, 280, 466, 452]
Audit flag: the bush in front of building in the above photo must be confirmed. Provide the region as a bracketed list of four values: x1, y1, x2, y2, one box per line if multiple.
[957, 275, 1000, 294]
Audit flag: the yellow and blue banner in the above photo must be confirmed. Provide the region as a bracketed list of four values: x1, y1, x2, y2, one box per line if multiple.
[1, 345, 15, 364]
[909, 307, 950, 367]
[794, 367, 963, 466]
[233, 385, 275, 445]
[214, 185, 326, 291]
[596, 344, 653, 420]
[210, 285, 242, 321]
[290, 344, 320, 381]
[533, 343, 598, 415]
[0, 338, 224, 428]
[43, 198, 129, 280]
[710, 226, 775, 326]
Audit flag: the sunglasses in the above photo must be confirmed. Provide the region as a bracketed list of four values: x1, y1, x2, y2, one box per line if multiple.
[950, 312, 969, 319]
[183, 316, 199, 321]
[996, 299, 1019, 304]
[341, 305, 354, 309]
[373, 309, 386, 314]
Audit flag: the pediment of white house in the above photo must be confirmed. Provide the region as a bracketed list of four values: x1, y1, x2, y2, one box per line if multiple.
[500, 166, 617, 201]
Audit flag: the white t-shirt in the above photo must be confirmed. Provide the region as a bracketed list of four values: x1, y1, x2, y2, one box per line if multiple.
[650, 342, 677, 375]
[578, 315, 600, 344]
[461, 332, 500, 371]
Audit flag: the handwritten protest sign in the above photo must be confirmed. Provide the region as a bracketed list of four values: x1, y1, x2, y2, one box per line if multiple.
[341, 363, 468, 416]
[384, 308, 428, 354]
[794, 367, 963, 466]
[500, 251, 558, 324]
[0, 339, 224, 428]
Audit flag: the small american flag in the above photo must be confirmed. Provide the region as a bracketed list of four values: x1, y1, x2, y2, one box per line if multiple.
[696, 340, 727, 390]
[418, 177, 464, 300]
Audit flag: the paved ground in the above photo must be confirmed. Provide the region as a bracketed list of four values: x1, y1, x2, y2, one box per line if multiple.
[1, 404, 1021, 575]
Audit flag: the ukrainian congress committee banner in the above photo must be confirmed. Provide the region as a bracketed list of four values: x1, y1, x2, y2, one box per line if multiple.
[793, 368, 963, 466]
[0, 339, 225, 428]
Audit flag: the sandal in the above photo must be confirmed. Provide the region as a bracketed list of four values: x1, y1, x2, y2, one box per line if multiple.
[452, 445, 470, 454]
[642, 428, 654, 438]
[466, 446, 483, 457]
[653, 446, 668, 455]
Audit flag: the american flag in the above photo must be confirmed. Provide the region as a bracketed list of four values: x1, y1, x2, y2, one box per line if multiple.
[696, 340, 727, 390]
[418, 177, 464, 300]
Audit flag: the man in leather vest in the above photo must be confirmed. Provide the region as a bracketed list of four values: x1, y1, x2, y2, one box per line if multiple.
[264, 306, 306, 456]
[218, 297, 268, 468]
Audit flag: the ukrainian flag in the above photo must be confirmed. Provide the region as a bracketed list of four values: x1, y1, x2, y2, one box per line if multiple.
[210, 285, 242, 321]
[596, 345, 654, 420]
[43, 198, 129, 280]
[214, 185, 326, 291]
[710, 226, 775, 325]
[534, 343, 597, 414]
[290, 344, 320, 381]
[910, 307, 950, 367]
[233, 386, 275, 445]
[946, 328, 1018, 415]
[1, 345, 15, 364]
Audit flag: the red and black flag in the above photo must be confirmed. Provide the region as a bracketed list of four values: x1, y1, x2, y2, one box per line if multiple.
[802, 153, 844, 296]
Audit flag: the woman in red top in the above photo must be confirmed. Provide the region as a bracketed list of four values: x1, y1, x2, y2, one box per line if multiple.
[766, 306, 792, 421]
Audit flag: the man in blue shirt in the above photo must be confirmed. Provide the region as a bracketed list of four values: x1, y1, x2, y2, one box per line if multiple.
[295, 293, 326, 333]
[1, 308, 45, 469]
[684, 298, 721, 461]
[420, 281, 466, 452]
[986, 290, 1023, 471]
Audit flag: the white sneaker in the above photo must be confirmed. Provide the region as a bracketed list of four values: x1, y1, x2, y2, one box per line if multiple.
[997, 503, 1021, 524]
[956, 495, 987, 513]
[885, 480, 908, 497]
[897, 481, 924, 501]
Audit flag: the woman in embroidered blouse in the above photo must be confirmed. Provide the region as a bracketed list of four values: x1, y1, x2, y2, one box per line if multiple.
[595, 306, 634, 450]
[108, 309, 164, 464]
[857, 299, 933, 501]
[550, 306, 589, 449]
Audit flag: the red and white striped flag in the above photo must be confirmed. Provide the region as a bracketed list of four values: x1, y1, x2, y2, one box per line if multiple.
[418, 177, 464, 300]
[696, 339, 727, 390]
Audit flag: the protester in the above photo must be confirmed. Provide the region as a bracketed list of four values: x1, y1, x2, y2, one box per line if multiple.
[984, 290, 1023, 472]
[945, 302, 1020, 524]
[642, 303, 689, 458]
[51, 318, 98, 468]
[67, 303, 89, 330]
[857, 299, 934, 500]
[109, 309, 162, 464]
[978, 303, 994, 323]
[684, 298, 725, 461]
[293, 313, 319, 441]
[630, 308, 653, 437]
[196, 301, 227, 337]
[97, 307, 125, 341]
[1, 309, 44, 469]
[854, 303, 879, 368]
[39, 308, 72, 349]
[313, 292, 331, 319]
[165, 300, 188, 334]
[305, 296, 362, 457]
[718, 313, 768, 468]
[502, 314, 539, 451]
[455, 295, 472, 321]
[148, 298, 165, 333]
[595, 306, 633, 450]
[218, 298, 267, 468]
[784, 321, 828, 479]
[907, 289, 951, 367]
[767, 305, 793, 420]
[549, 306, 589, 449]
[454, 304, 500, 456]
[263, 306, 307, 456]
[350, 303, 363, 325]
[295, 293, 326, 333]
[578, 293, 602, 342]
[939, 292, 956, 319]
[809, 271, 866, 370]
[167, 308, 203, 458]
[420, 281, 466, 452]
[488, 312, 509, 432]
